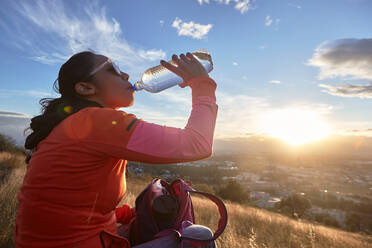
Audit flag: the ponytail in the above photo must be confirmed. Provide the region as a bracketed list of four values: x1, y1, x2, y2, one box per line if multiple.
[24, 51, 101, 164]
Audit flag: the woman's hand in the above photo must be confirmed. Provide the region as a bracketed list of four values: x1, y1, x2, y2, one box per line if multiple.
[160, 52, 209, 88]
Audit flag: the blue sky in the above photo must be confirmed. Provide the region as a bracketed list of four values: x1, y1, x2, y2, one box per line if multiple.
[0, 0, 371, 145]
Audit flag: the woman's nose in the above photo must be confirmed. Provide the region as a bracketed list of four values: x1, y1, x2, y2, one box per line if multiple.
[121, 72, 129, 81]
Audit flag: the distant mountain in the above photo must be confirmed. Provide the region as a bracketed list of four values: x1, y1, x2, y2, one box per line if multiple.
[2, 110, 372, 162]
[213, 135, 372, 161]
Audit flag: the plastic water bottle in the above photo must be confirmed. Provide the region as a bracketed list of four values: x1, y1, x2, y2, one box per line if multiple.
[132, 48, 213, 93]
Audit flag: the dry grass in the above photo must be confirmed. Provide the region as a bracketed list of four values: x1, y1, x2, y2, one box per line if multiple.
[192, 197, 372, 248]
[1, 158, 372, 248]
[0, 153, 26, 247]
[122, 177, 372, 248]
[0, 152, 25, 166]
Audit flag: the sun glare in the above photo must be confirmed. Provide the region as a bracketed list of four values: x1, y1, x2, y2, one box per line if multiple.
[262, 108, 331, 145]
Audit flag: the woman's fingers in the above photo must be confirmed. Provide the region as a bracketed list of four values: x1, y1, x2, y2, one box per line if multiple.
[162, 51, 208, 86]
[178, 82, 189, 88]
[186, 52, 199, 64]
[160, 59, 183, 76]
[186, 52, 204, 71]
[172, 54, 180, 64]
[180, 53, 191, 64]
[176, 54, 190, 70]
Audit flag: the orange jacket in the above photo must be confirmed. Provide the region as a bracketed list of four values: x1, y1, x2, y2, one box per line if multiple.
[15, 76, 217, 248]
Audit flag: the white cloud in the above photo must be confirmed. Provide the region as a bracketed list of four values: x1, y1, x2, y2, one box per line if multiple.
[128, 103, 188, 128]
[151, 89, 191, 108]
[160, 20, 164, 26]
[269, 80, 281, 84]
[308, 38, 372, 81]
[31, 55, 68, 65]
[197, 0, 255, 14]
[309, 38, 372, 99]
[172, 17, 213, 39]
[288, 3, 302, 9]
[232, 61, 239, 66]
[138, 49, 166, 61]
[214, 92, 271, 138]
[234, 0, 254, 14]
[0, 111, 30, 118]
[347, 128, 372, 135]
[319, 83, 372, 99]
[127, 88, 192, 128]
[2, 0, 165, 76]
[259, 45, 266, 49]
[265, 15, 273, 26]
[172, 17, 182, 29]
[266, 15, 280, 28]
[0, 89, 53, 98]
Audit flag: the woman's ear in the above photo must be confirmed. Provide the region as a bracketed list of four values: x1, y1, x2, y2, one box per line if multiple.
[74, 82, 96, 96]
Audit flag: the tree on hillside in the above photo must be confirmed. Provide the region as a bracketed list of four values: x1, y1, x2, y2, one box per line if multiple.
[217, 179, 249, 204]
[313, 213, 340, 228]
[346, 213, 362, 232]
[193, 183, 215, 195]
[276, 194, 312, 218]
[0, 133, 26, 155]
[0, 133, 17, 152]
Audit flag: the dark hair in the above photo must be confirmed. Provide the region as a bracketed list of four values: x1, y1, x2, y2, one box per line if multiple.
[24, 51, 103, 163]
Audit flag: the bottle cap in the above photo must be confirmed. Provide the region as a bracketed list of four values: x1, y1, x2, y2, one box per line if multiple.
[132, 81, 143, 91]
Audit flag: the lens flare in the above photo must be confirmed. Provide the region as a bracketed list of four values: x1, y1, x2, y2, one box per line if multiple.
[63, 106, 73, 114]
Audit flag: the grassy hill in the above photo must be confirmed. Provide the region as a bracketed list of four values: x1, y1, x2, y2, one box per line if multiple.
[1, 151, 372, 247]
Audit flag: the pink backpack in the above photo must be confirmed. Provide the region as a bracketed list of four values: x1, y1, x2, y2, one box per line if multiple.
[128, 178, 228, 247]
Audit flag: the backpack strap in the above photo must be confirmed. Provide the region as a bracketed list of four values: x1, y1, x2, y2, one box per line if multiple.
[181, 189, 228, 243]
[99, 229, 130, 248]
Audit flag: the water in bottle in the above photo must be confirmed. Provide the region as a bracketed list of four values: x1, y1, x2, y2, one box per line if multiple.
[132, 48, 213, 93]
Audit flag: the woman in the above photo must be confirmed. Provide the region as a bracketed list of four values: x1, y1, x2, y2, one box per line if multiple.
[15, 51, 218, 247]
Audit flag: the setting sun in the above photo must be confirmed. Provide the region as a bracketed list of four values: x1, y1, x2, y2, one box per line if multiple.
[261, 108, 331, 145]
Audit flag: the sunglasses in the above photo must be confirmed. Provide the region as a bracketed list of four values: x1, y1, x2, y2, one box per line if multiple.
[88, 58, 122, 78]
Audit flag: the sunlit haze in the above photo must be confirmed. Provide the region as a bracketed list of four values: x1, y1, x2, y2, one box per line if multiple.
[261, 108, 331, 145]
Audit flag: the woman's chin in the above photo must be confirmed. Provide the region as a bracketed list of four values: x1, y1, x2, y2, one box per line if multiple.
[119, 99, 134, 108]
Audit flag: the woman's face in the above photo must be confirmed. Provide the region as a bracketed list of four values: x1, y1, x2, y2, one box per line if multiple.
[88, 55, 135, 109]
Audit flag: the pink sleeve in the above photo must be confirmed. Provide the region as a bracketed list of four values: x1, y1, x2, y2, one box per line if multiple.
[125, 77, 218, 164]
